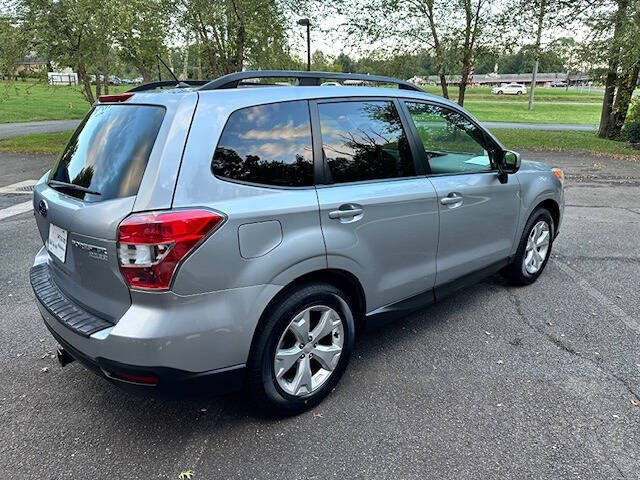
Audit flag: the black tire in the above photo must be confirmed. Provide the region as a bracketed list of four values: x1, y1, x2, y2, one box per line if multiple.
[503, 208, 555, 286]
[246, 282, 355, 416]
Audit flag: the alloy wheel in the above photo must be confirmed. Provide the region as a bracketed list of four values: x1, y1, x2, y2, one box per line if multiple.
[524, 220, 550, 274]
[273, 305, 344, 397]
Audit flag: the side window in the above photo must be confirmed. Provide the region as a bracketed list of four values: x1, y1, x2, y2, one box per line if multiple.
[405, 102, 493, 175]
[318, 100, 415, 183]
[212, 100, 313, 187]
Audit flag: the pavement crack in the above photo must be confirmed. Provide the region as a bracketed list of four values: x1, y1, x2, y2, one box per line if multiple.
[505, 288, 640, 405]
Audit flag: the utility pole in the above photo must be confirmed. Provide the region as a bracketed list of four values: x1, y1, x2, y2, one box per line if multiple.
[528, 0, 546, 111]
[297, 19, 311, 71]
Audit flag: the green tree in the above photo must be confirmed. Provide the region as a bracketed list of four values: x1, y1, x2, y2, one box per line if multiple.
[591, 0, 640, 139]
[325, 0, 491, 105]
[116, 0, 174, 82]
[0, 14, 29, 80]
[20, 0, 110, 103]
[180, 0, 292, 77]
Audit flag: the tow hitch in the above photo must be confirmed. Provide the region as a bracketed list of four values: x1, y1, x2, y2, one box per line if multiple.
[56, 348, 75, 367]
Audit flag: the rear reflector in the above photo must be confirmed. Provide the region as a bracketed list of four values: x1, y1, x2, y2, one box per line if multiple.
[98, 92, 134, 103]
[117, 209, 224, 290]
[110, 371, 159, 385]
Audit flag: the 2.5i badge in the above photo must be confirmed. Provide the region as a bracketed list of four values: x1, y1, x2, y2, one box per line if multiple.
[72, 240, 108, 261]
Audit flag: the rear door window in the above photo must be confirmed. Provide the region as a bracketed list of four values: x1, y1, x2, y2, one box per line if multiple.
[49, 104, 165, 201]
[212, 100, 314, 187]
[317, 100, 415, 184]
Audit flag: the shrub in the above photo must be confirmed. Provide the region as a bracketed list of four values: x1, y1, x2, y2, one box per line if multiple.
[626, 97, 640, 125]
[623, 117, 640, 143]
[623, 98, 640, 143]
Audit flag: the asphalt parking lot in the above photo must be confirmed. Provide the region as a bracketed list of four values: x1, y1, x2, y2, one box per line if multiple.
[1, 150, 639, 479]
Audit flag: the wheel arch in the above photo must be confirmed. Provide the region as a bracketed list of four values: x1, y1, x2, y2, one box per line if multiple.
[535, 198, 561, 235]
[247, 268, 366, 363]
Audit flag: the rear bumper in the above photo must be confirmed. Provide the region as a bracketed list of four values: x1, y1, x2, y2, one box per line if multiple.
[30, 247, 280, 396]
[44, 319, 245, 397]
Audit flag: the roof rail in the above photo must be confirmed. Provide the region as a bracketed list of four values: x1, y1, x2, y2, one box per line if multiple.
[128, 80, 210, 92]
[198, 70, 423, 92]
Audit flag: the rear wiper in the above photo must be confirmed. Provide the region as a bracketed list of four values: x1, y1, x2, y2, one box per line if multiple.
[48, 180, 101, 196]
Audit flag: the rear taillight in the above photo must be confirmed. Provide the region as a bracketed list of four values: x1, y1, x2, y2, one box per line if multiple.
[117, 209, 224, 290]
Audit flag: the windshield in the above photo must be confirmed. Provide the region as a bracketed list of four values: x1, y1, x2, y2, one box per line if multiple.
[49, 104, 165, 202]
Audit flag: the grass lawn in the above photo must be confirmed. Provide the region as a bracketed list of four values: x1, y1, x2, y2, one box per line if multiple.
[0, 130, 71, 154]
[465, 101, 602, 124]
[491, 128, 640, 158]
[1, 128, 638, 159]
[422, 85, 604, 103]
[0, 81, 128, 123]
[0, 80, 606, 125]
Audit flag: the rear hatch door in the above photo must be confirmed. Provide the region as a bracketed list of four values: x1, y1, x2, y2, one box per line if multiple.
[33, 102, 167, 321]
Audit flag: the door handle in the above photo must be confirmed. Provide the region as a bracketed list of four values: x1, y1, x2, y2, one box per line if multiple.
[329, 206, 364, 219]
[440, 194, 463, 206]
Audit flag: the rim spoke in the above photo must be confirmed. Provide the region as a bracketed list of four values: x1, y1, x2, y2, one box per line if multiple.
[536, 230, 549, 247]
[532, 223, 540, 241]
[274, 346, 302, 379]
[288, 310, 310, 344]
[312, 344, 341, 371]
[310, 309, 340, 342]
[532, 248, 543, 264]
[291, 355, 313, 395]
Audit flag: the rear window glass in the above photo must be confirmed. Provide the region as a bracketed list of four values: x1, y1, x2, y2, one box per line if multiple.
[49, 104, 165, 201]
[212, 100, 314, 187]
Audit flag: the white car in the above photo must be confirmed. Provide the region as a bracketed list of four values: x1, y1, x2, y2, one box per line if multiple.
[492, 83, 527, 95]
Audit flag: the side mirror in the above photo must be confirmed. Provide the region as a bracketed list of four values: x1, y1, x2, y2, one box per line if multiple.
[501, 150, 521, 174]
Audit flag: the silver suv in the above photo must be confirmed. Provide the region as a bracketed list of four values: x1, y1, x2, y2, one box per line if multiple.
[30, 71, 564, 414]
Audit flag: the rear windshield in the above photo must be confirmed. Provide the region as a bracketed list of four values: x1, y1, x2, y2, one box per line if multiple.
[49, 104, 165, 202]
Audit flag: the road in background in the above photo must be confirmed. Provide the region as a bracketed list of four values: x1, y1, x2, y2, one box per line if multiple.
[1, 150, 639, 479]
[0, 120, 80, 139]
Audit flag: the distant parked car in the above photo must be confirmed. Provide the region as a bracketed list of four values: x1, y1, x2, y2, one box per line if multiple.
[492, 83, 527, 95]
[133, 77, 144, 84]
[550, 81, 567, 88]
[120, 78, 134, 85]
[321, 81, 342, 86]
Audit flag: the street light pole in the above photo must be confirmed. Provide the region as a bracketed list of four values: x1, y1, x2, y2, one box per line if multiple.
[297, 18, 311, 71]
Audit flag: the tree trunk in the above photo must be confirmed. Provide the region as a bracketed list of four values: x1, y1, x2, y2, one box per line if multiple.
[103, 69, 109, 95]
[426, 1, 448, 99]
[599, 65, 618, 136]
[77, 63, 95, 104]
[181, 42, 189, 80]
[458, 34, 472, 106]
[458, 0, 472, 106]
[235, 24, 245, 72]
[605, 62, 640, 138]
[95, 72, 102, 98]
[438, 73, 449, 99]
[528, 0, 546, 111]
[458, 66, 470, 106]
[598, 0, 629, 138]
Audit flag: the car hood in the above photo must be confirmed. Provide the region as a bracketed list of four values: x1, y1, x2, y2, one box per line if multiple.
[519, 159, 552, 172]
